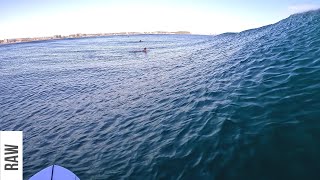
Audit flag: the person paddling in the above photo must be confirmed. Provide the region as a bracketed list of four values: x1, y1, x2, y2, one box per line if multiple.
[143, 48, 147, 53]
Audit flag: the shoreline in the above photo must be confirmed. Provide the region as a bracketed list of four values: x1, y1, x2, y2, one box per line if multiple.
[0, 31, 191, 45]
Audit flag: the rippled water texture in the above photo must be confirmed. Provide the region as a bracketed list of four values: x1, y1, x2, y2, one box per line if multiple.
[1, 10, 320, 180]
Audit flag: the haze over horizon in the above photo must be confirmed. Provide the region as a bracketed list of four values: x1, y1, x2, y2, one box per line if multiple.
[1, 0, 320, 39]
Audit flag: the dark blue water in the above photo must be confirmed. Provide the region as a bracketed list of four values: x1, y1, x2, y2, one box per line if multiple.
[1, 10, 320, 180]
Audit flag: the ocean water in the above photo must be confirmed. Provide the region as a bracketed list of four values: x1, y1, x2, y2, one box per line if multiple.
[1, 10, 320, 180]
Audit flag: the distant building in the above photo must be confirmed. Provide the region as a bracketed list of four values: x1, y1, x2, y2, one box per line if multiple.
[173, 31, 191, 34]
[54, 35, 62, 38]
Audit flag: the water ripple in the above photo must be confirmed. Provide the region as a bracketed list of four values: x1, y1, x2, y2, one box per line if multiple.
[1, 10, 320, 180]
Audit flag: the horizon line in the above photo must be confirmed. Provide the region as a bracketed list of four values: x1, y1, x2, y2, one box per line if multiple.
[0, 30, 215, 41]
[0, 31, 218, 44]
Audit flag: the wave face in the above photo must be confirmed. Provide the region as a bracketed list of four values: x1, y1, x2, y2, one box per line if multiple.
[1, 10, 320, 179]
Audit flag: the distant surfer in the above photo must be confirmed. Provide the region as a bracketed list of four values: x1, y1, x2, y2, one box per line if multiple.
[143, 48, 147, 53]
[130, 48, 147, 53]
[139, 40, 142, 42]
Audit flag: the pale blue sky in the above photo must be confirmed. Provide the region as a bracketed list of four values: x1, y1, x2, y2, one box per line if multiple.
[0, 0, 319, 39]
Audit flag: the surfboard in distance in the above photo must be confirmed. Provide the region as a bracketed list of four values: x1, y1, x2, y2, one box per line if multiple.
[29, 165, 80, 180]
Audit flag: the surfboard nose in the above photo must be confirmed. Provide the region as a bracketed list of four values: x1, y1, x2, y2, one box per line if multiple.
[29, 165, 80, 180]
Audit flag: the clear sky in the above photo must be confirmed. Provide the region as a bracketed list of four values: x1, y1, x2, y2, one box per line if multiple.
[1, 0, 319, 39]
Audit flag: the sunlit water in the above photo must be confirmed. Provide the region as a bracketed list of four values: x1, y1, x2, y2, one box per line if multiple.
[1, 10, 320, 180]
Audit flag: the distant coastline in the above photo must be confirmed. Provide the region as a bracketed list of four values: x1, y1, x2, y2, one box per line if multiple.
[0, 31, 191, 45]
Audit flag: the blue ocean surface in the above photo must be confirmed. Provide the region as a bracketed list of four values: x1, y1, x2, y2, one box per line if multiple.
[1, 10, 320, 180]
